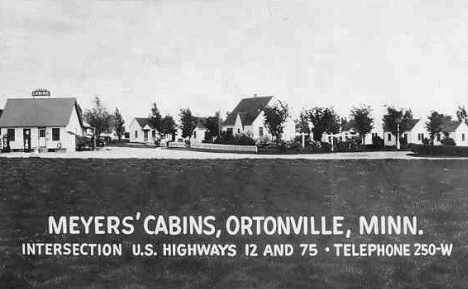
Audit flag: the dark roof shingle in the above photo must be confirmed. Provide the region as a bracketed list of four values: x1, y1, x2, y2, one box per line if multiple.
[135, 117, 151, 128]
[440, 120, 462, 133]
[405, 119, 420, 131]
[0, 98, 79, 128]
[224, 96, 273, 126]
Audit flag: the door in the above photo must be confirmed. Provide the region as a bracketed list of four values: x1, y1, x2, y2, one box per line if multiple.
[23, 129, 31, 152]
[144, 130, 149, 142]
[39, 128, 46, 147]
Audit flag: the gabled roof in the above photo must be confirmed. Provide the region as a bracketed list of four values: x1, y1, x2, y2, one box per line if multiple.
[134, 117, 151, 128]
[440, 120, 462, 133]
[224, 96, 273, 126]
[382, 119, 420, 133]
[0, 98, 81, 128]
[405, 119, 420, 131]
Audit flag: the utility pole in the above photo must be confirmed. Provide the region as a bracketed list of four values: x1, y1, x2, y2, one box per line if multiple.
[93, 127, 97, 150]
[396, 118, 402, 150]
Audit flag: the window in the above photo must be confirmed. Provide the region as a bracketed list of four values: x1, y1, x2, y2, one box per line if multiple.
[7, 129, 15, 141]
[387, 133, 392, 141]
[372, 133, 378, 138]
[462, 134, 466, 142]
[436, 134, 441, 141]
[403, 133, 408, 140]
[152, 130, 156, 138]
[227, 128, 233, 135]
[193, 131, 197, 139]
[237, 128, 241, 133]
[52, 128, 60, 141]
[418, 133, 423, 141]
[259, 127, 264, 137]
[135, 131, 138, 138]
[39, 128, 46, 138]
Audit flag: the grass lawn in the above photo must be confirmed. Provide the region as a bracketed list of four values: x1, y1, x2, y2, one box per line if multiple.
[1, 158, 467, 288]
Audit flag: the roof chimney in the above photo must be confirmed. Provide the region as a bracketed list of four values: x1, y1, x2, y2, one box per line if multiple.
[253, 94, 257, 98]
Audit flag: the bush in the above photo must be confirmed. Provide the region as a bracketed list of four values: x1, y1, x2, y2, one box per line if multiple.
[257, 139, 332, 154]
[256, 136, 272, 148]
[399, 137, 409, 149]
[411, 144, 468, 157]
[372, 136, 384, 149]
[335, 140, 361, 152]
[235, 133, 256, 145]
[320, 142, 332, 152]
[215, 132, 256, 146]
[441, 137, 456, 146]
[214, 131, 235, 144]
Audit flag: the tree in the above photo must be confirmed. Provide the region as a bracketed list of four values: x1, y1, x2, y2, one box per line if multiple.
[456, 106, 467, 124]
[307, 107, 340, 141]
[112, 108, 125, 141]
[262, 100, 289, 144]
[160, 115, 177, 140]
[84, 96, 112, 139]
[148, 103, 162, 134]
[425, 111, 451, 145]
[295, 110, 311, 137]
[382, 107, 413, 139]
[204, 111, 221, 143]
[179, 109, 196, 139]
[350, 105, 374, 144]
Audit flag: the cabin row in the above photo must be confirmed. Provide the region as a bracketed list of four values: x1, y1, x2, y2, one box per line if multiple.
[322, 118, 468, 147]
[128, 95, 296, 145]
[112, 94, 468, 147]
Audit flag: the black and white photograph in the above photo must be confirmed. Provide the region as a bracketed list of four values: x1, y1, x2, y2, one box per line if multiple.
[1, 0, 467, 288]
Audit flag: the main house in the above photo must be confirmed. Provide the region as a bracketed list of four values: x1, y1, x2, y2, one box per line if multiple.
[0, 97, 84, 152]
[221, 95, 274, 140]
[128, 117, 157, 144]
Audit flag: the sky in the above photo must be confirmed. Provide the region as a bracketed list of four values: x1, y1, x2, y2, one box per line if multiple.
[1, 0, 467, 127]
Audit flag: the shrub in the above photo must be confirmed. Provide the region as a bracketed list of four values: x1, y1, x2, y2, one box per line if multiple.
[235, 133, 256, 145]
[399, 137, 409, 149]
[256, 136, 272, 148]
[411, 144, 468, 157]
[372, 136, 384, 149]
[214, 131, 235, 144]
[441, 137, 456, 146]
[320, 142, 332, 152]
[215, 132, 256, 146]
